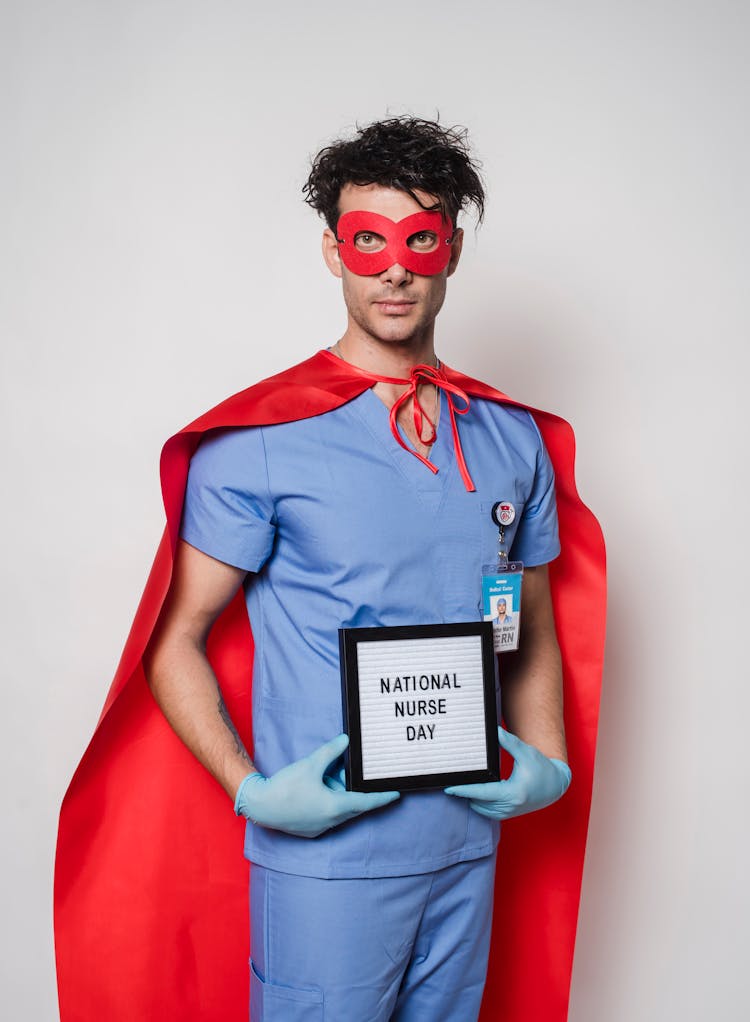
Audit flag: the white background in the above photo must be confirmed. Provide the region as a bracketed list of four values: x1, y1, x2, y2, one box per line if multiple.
[2, 2, 748, 1019]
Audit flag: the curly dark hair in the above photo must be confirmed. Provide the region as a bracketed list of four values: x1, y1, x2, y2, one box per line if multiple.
[303, 116, 485, 232]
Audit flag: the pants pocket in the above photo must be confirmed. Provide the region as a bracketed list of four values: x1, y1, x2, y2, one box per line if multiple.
[250, 959, 324, 1022]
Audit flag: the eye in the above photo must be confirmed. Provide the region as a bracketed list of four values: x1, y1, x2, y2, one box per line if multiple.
[353, 231, 386, 252]
[407, 231, 439, 252]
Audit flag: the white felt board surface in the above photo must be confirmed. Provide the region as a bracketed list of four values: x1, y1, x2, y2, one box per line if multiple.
[356, 635, 489, 779]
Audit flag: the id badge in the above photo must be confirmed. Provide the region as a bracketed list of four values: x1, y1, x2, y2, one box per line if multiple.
[482, 500, 524, 652]
[482, 563, 524, 652]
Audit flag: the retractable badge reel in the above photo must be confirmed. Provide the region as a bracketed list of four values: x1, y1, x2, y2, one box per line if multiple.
[482, 502, 524, 653]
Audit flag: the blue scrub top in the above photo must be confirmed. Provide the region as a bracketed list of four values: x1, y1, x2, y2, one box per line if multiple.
[181, 384, 560, 878]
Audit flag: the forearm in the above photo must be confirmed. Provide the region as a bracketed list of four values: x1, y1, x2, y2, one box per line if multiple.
[500, 640, 567, 762]
[144, 634, 256, 802]
[498, 565, 567, 762]
[445, 567, 570, 819]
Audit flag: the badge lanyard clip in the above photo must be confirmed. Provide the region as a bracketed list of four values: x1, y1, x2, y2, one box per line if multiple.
[482, 502, 524, 653]
[496, 523, 509, 572]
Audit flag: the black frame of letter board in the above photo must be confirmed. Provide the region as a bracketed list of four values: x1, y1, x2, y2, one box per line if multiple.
[339, 621, 500, 793]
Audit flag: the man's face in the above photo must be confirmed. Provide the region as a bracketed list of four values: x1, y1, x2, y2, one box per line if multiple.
[497, 600, 507, 615]
[322, 183, 463, 347]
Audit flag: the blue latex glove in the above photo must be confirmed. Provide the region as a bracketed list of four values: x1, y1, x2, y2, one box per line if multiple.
[234, 733, 400, 838]
[444, 727, 571, 820]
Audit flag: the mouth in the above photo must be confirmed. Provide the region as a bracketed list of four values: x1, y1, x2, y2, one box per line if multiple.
[373, 300, 417, 315]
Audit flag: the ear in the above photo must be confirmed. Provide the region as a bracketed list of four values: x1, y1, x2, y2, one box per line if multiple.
[446, 227, 464, 278]
[322, 228, 343, 279]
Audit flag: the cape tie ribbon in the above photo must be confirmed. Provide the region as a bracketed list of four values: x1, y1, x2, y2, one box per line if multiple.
[362, 362, 476, 492]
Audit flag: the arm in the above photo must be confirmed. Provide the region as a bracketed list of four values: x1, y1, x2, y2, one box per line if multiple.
[499, 564, 567, 763]
[444, 563, 571, 818]
[143, 539, 255, 802]
[144, 539, 399, 835]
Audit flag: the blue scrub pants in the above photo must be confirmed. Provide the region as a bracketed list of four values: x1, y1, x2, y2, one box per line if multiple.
[249, 851, 497, 1022]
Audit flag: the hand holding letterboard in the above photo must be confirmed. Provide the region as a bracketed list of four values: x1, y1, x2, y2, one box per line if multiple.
[444, 727, 571, 819]
[234, 733, 400, 838]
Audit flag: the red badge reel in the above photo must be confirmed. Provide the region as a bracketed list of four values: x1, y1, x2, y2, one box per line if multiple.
[336, 210, 454, 276]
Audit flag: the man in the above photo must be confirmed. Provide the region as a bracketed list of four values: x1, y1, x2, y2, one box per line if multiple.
[144, 116, 570, 1020]
[495, 598, 513, 625]
[54, 117, 606, 1022]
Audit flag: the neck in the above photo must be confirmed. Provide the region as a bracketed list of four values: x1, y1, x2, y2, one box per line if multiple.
[331, 335, 441, 454]
[334, 326, 437, 381]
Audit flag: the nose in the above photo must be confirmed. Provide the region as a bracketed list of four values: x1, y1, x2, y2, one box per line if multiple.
[380, 262, 412, 286]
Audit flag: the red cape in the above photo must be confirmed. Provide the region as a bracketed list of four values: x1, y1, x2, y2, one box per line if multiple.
[55, 350, 606, 1021]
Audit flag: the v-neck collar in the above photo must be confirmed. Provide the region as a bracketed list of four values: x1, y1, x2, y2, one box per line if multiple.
[351, 386, 457, 503]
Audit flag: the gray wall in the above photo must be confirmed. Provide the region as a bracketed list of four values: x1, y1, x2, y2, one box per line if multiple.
[3, 1, 748, 1018]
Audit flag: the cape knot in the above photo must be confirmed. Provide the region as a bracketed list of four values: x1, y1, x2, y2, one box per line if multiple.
[388, 363, 475, 491]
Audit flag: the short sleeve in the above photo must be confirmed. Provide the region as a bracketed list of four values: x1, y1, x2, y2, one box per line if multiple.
[180, 427, 276, 572]
[509, 418, 561, 567]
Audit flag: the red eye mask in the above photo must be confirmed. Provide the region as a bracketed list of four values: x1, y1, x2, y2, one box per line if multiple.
[336, 210, 454, 276]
